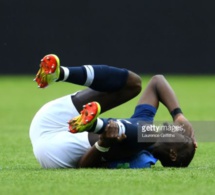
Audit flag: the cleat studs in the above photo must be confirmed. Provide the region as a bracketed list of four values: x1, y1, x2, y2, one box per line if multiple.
[84, 111, 88, 116]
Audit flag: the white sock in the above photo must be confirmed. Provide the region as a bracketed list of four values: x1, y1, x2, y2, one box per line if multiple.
[93, 118, 104, 133]
[116, 120, 126, 136]
[84, 65, 95, 86]
[61, 66, 70, 81]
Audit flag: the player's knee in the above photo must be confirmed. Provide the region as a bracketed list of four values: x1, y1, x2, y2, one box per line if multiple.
[150, 75, 167, 86]
[127, 71, 142, 95]
[151, 74, 165, 82]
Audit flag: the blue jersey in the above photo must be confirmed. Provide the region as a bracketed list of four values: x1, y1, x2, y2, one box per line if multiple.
[131, 104, 157, 121]
[108, 150, 157, 169]
[107, 104, 158, 169]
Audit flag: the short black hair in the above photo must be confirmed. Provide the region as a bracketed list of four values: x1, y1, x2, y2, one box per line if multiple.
[160, 136, 196, 167]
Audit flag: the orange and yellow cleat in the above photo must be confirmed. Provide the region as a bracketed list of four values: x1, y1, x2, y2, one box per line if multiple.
[34, 54, 60, 88]
[68, 102, 101, 133]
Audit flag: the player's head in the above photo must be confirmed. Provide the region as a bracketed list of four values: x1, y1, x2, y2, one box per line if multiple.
[157, 136, 195, 167]
[152, 128, 196, 167]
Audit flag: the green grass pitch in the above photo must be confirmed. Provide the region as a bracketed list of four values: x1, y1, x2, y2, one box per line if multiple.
[0, 75, 215, 195]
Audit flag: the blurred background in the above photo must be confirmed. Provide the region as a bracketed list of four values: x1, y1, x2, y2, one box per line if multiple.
[1, 0, 215, 74]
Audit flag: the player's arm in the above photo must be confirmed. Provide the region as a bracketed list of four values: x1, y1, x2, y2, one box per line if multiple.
[137, 75, 180, 112]
[77, 143, 106, 168]
[138, 75, 197, 147]
[77, 121, 126, 168]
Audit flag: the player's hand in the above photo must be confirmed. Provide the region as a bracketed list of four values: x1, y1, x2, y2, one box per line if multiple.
[174, 114, 197, 148]
[98, 120, 127, 148]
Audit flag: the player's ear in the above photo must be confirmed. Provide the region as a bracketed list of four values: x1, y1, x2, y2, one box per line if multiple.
[169, 148, 177, 161]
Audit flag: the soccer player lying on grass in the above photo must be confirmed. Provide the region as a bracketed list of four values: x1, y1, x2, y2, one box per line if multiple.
[71, 75, 197, 168]
[30, 54, 196, 169]
[30, 54, 144, 168]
